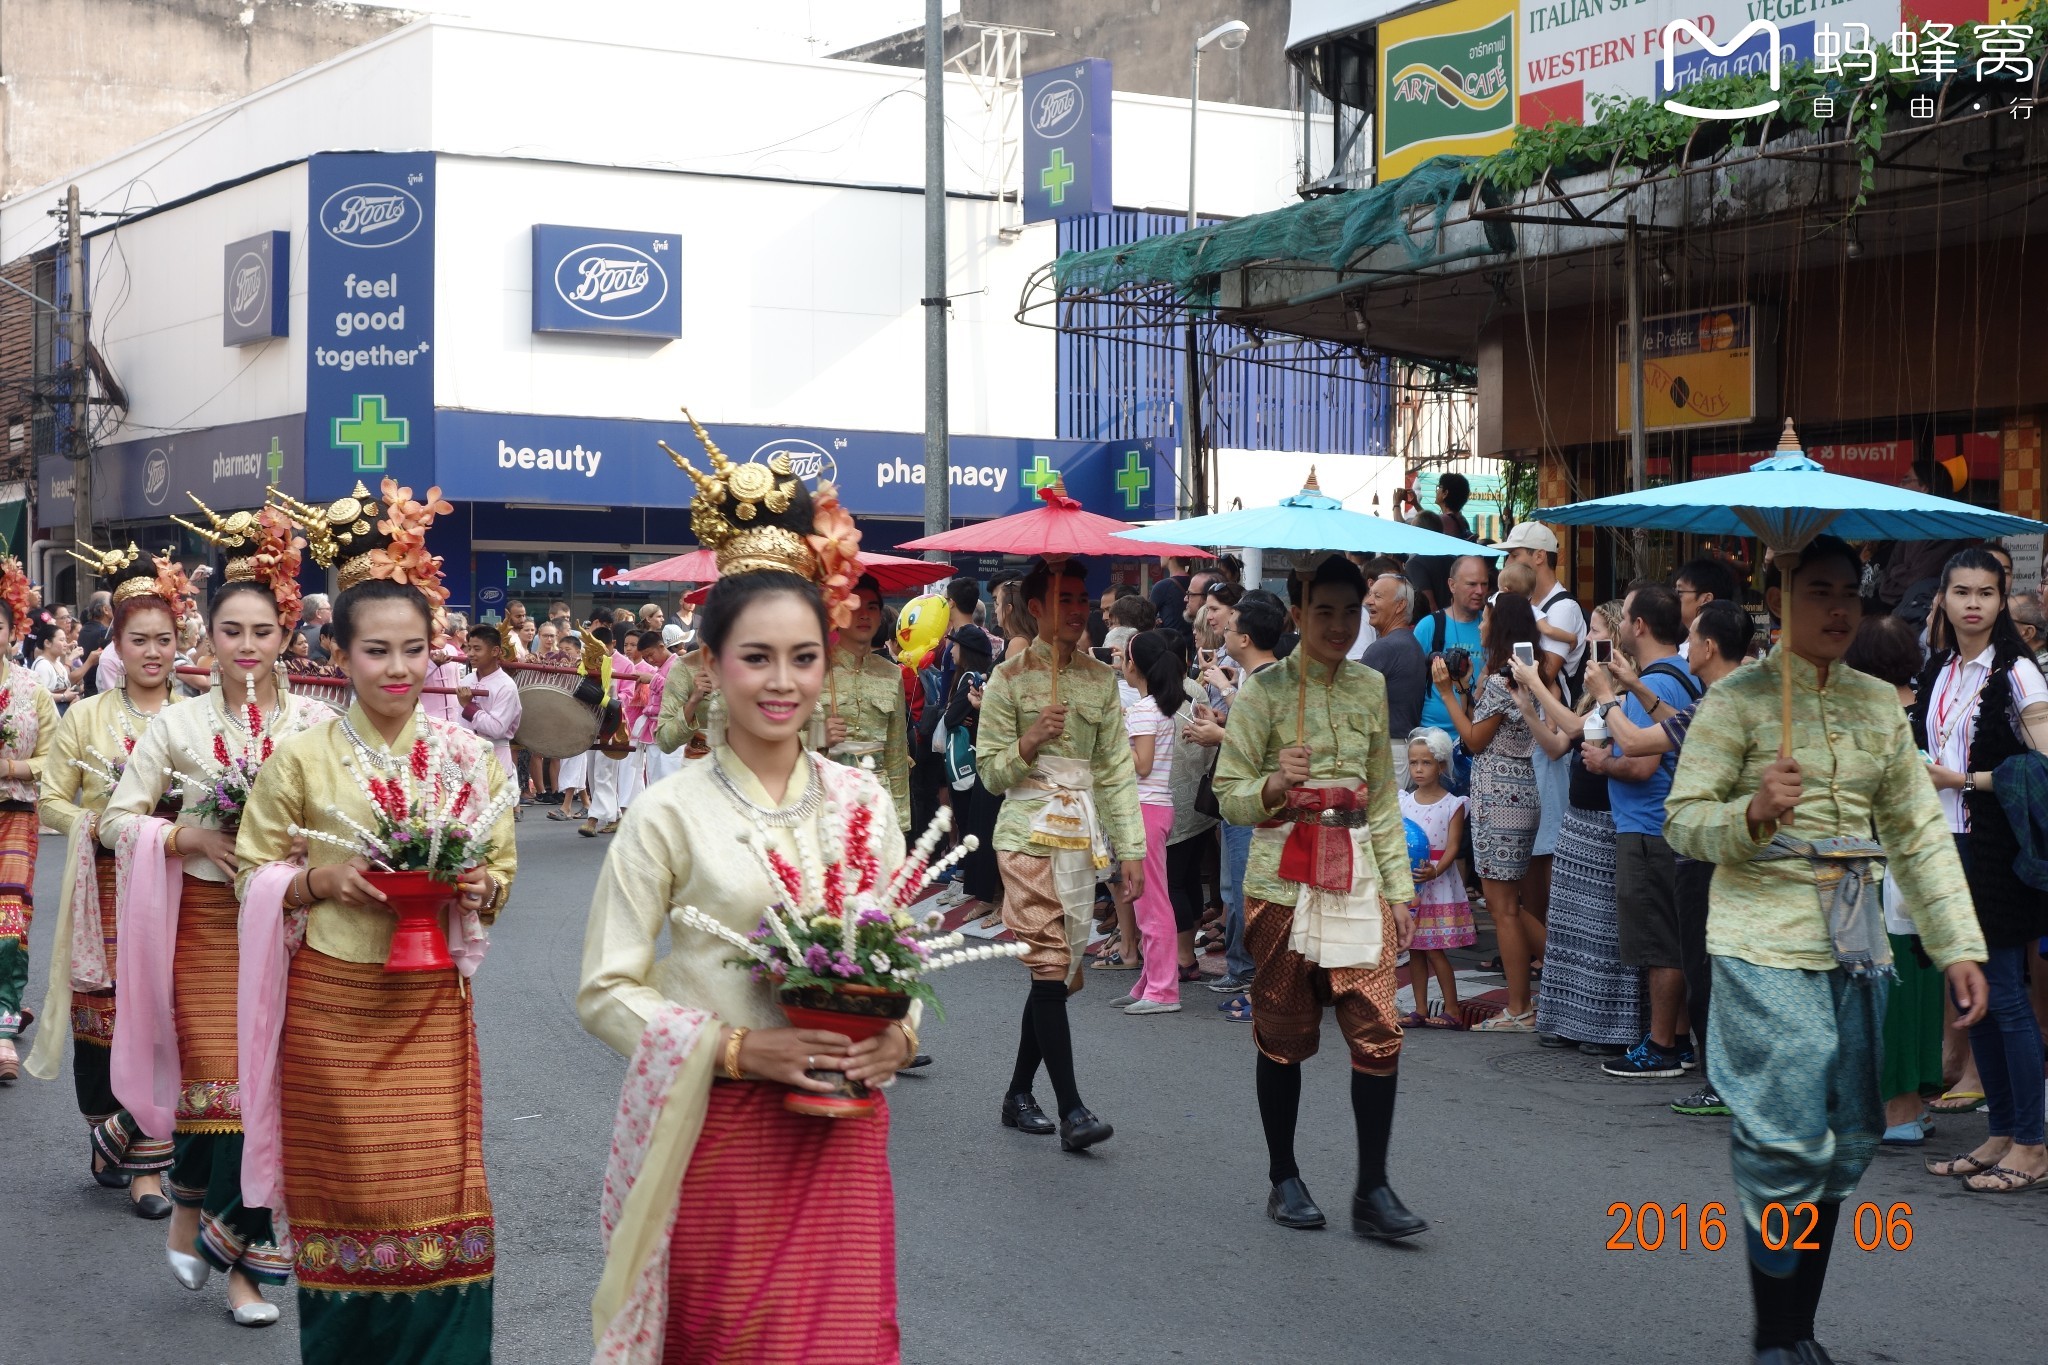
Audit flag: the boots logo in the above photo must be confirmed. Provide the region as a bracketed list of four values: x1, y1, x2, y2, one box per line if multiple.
[749, 438, 836, 486]
[319, 183, 422, 247]
[1030, 78, 1083, 138]
[143, 449, 170, 507]
[228, 253, 268, 327]
[553, 243, 669, 321]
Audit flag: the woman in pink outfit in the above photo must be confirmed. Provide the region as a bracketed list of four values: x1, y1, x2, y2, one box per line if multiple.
[1118, 630, 1187, 1016]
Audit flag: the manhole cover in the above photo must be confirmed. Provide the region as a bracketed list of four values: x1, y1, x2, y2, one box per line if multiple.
[1489, 1048, 1654, 1084]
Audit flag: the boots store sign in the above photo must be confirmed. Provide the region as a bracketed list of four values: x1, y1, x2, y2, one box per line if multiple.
[221, 231, 288, 346]
[531, 225, 681, 339]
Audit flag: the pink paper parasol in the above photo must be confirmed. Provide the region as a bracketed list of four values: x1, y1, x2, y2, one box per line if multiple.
[895, 478, 1208, 559]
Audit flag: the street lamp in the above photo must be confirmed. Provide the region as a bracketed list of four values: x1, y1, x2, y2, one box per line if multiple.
[1180, 17, 1249, 519]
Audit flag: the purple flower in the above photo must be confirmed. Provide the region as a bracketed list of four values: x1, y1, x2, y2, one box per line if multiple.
[803, 944, 832, 972]
[830, 951, 861, 979]
[856, 908, 891, 926]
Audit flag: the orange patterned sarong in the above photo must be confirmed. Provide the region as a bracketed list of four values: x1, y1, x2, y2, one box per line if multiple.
[661, 1082, 899, 1365]
[283, 949, 494, 1295]
[172, 876, 244, 1132]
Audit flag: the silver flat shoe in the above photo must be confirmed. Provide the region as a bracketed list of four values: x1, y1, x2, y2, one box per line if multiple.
[166, 1244, 211, 1291]
[232, 1299, 280, 1327]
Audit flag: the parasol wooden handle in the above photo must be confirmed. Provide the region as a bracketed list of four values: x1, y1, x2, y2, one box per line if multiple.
[1050, 644, 1060, 710]
[1297, 655, 1308, 753]
[1777, 551, 1798, 759]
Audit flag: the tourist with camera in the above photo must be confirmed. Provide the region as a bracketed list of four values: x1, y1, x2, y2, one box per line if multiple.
[1413, 556, 1490, 778]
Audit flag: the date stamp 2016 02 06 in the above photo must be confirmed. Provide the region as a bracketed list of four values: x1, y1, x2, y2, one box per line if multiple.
[1606, 1201, 1916, 1253]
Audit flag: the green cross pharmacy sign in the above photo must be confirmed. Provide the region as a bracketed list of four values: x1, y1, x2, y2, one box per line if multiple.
[1022, 59, 1112, 224]
[332, 394, 410, 474]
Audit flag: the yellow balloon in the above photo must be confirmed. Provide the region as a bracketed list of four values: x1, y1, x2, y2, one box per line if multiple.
[895, 593, 951, 671]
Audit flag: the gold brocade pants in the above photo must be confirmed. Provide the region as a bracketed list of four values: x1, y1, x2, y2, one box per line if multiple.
[1244, 895, 1403, 1073]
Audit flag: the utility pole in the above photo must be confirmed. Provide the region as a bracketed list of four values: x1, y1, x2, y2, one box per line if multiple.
[1624, 211, 1647, 577]
[65, 183, 94, 594]
[920, 0, 951, 555]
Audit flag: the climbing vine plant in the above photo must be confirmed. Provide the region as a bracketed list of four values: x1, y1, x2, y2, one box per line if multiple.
[1478, 5, 2048, 213]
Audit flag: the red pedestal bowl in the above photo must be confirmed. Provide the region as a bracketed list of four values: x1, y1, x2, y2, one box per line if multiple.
[363, 869, 457, 973]
[776, 983, 912, 1119]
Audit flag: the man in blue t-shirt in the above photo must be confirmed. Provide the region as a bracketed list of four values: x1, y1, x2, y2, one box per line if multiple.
[1413, 554, 1491, 733]
[1582, 583, 1701, 1079]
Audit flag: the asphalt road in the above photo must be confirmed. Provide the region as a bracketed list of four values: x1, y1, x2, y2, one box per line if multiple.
[5, 816, 2044, 1364]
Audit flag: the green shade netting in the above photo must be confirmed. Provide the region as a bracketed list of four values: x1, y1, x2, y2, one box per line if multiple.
[1051, 156, 1512, 303]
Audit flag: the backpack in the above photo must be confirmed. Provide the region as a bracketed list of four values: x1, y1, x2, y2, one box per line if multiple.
[1637, 659, 1705, 775]
[1536, 584, 1589, 704]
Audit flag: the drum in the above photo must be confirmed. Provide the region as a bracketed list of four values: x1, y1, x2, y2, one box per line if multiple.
[510, 662, 603, 760]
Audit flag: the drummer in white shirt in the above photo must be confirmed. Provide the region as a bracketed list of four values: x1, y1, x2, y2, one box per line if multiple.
[458, 623, 524, 813]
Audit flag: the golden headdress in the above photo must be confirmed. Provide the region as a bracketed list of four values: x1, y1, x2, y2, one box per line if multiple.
[267, 478, 449, 605]
[660, 407, 862, 632]
[172, 493, 307, 626]
[72, 538, 192, 614]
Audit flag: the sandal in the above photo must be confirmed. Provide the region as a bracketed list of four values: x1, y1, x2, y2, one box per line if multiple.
[1177, 961, 1205, 983]
[1927, 1089, 1987, 1115]
[1925, 1151, 1999, 1178]
[1418, 1012, 1466, 1030]
[1473, 1008, 1536, 1033]
[1963, 1164, 2048, 1193]
[1221, 994, 1252, 1022]
[1401, 1011, 1430, 1029]
[1090, 952, 1139, 972]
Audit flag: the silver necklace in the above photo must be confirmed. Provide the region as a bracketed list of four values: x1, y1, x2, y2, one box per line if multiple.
[216, 687, 283, 732]
[339, 714, 405, 771]
[117, 685, 164, 723]
[713, 751, 824, 827]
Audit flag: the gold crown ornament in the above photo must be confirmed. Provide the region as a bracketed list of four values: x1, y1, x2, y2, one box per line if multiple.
[172, 492, 308, 626]
[71, 538, 182, 607]
[659, 409, 817, 580]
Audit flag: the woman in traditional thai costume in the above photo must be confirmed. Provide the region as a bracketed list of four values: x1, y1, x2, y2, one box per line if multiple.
[236, 478, 515, 1365]
[579, 415, 917, 1364]
[102, 499, 330, 1326]
[24, 544, 193, 1215]
[0, 553, 59, 1085]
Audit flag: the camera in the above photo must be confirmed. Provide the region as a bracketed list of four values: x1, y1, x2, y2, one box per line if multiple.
[1432, 647, 1472, 681]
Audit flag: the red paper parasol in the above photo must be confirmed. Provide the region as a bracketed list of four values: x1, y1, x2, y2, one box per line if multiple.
[895, 478, 1208, 559]
[611, 548, 954, 594]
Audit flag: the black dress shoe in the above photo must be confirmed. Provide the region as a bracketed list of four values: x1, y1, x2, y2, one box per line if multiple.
[1351, 1185, 1427, 1241]
[92, 1145, 131, 1190]
[1752, 1349, 1803, 1365]
[1537, 1032, 1575, 1048]
[132, 1192, 174, 1220]
[906, 1053, 933, 1070]
[999, 1092, 1055, 1135]
[1059, 1107, 1113, 1152]
[1794, 1342, 1836, 1365]
[1266, 1177, 1327, 1229]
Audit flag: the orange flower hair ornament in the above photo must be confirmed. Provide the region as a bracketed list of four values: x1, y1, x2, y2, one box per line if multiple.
[369, 477, 452, 607]
[805, 480, 863, 636]
[0, 554, 30, 636]
[151, 551, 197, 619]
[247, 505, 308, 629]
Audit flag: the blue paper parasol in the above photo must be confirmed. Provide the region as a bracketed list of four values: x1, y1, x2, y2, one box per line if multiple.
[1111, 469, 1486, 559]
[1537, 419, 2048, 752]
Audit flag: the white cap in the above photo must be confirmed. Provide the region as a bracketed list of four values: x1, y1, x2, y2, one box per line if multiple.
[662, 623, 687, 648]
[1488, 522, 1560, 554]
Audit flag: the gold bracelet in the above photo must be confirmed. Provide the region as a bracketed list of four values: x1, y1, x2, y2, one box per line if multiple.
[165, 826, 181, 856]
[893, 1018, 920, 1063]
[721, 1026, 750, 1082]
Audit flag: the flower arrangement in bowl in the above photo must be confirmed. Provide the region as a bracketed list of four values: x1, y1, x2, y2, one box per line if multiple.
[679, 764, 1024, 1118]
[290, 722, 516, 972]
[166, 680, 275, 832]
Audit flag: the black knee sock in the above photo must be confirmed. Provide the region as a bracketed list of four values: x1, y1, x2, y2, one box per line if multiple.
[1006, 993, 1042, 1098]
[1255, 1054, 1303, 1184]
[1351, 1068, 1399, 1193]
[1026, 979, 1083, 1116]
[1749, 1254, 1804, 1350]
[1790, 1201, 1841, 1342]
